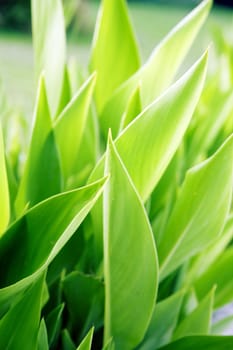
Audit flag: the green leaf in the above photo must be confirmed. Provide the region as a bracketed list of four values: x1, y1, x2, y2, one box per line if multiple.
[138, 291, 184, 350]
[100, 0, 212, 137]
[90, 0, 140, 113]
[46, 303, 64, 347]
[172, 288, 214, 340]
[157, 336, 233, 350]
[0, 177, 107, 310]
[62, 330, 76, 350]
[0, 272, 45, 350]
[37, 319, 49, 350]
[54, 73, 96, 185]
[103, 134, 158, 349]
[184, 214, 233, 285]
[15, 76, 61, 216]
[0, 123, 10, 236]
[77, 327, 94, 350]
[55, 65, 71, 118]
[119, 85, 141, 132]
[32, 0, 66, 116]
[89, 52, 207, 260]
[194, 247, 233, 308]
[63, 271, 104, 339]
[158, 135, 233, 280]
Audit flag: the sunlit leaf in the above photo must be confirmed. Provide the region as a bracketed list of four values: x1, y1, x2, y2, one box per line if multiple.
[172, 288, 214, 340]
[90, 0, 140, 113]
[37, 319, 49, 350]
[100, 0, 212, 137]
[54, 73, 96, 186]
[103, 134, 158, 349]
[159, 135, 233, 280]
[194, 247, 233, 308]
[77, 327, 94, 350]
[15, 76, 61, 216]
[138, 291, 184, 350]
[32, 0, 66, 116]
[0, 177, 107, 311]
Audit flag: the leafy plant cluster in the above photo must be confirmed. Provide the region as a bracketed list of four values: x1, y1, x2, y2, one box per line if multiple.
[0, 0, 233, 349]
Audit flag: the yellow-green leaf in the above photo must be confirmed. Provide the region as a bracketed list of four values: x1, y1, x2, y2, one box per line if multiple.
[0, 124, 10, 236]
[103, 134, 158, 349]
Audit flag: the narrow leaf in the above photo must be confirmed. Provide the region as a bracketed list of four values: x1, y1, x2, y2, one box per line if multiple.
[77, 328, 94, 350]
[37, 319, 49, 350]
[157, 336, 233, 350]
[15, 76, 61, 215]
[90, 0, 140, 112]
[54, 74, 96, 185]
[0, 124, 10, 235]
[159, 135, 233, 280]
[32, 0, 66, 116]
[103, 134, 158, 349]
[173, 289, 214, 340]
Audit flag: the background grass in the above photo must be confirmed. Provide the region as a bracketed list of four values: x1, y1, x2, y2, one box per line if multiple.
[0, 2, 233, 118]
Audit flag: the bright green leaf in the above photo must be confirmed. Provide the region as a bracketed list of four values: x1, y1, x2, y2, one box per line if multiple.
[55, 65, 71, 118]
[37, 319, 49, 350]
[54, 73, 96, 185]
[119, 84, 141, 132]
[15, 76, 61, 216]
[32, 0, 66, 116]
[172, 288, 214, 340]
[0, 272, 45, 350]
[90, 0, 140, 113]
[100, 0, 212, 137]
[77, 327, 94, 350]
[103, 134, 158, 349]
[0, 177, 107, 311]
[194, 247, 233, 308]
[90, 52, 207, 260]
[138, 291, 184, 350]
[0, 124, 10, 236]
[159, 135, 233, 280]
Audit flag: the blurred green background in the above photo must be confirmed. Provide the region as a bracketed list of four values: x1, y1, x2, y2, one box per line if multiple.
[0, 0, 233, 117]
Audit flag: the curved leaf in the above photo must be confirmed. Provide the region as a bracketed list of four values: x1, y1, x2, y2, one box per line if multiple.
[159, 135, 233, 280]
[0, 177, 107, 310]
[103, 134, 158, 349]
[100, 0, 212, 137]
[77, 328, 94, 350]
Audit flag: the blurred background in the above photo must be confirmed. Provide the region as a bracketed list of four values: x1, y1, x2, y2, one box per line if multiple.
[0, 0, 233, 116]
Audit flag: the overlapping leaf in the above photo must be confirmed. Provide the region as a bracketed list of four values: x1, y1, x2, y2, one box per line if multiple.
[100, 0, 212, 137]
[159, 135, 233, 280]
[0, 272, 45, 350]
[54, 74, 96, 186]
[0, 177, 107, 310]
[32, 0, 66, 116]
[90, 0, 140, 113]
[15, 77, 61, 216]
[103, 135, 158, 349]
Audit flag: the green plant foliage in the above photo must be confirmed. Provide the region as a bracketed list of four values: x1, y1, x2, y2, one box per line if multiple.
[1, 0, 233, 348]
[103, 134, 158, 349]
[31, 0, 66, 116]
[0, 124, 10, 235]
